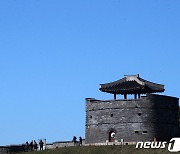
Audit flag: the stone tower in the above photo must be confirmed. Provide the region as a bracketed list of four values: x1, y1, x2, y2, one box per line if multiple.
[85, 75, 179, 144]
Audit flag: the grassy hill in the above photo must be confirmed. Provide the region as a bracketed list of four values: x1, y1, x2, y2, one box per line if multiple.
[25, 145, 172, 154]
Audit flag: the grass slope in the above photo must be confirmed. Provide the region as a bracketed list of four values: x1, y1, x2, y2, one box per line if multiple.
[26, 145, 173, 154]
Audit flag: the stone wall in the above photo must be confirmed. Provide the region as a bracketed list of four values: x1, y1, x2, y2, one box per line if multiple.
[85, 94, 179, 144]
[0, 146, 9, 154]
[0, 140, 86, 153]
[0, 145, 25, 154]
[46, 139, 85, 149]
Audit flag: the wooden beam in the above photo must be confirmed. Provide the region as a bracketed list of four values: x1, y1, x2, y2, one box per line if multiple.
[114, 94, 116, 100]
[124, 94, 127, 99]
[134, 94, 137, 99]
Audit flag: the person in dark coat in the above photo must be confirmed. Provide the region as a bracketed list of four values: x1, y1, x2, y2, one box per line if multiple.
[33, 140, 38, 151]
[72, 136, 77, 145]
[79, 136, 82, 146]
[29, 140, 33, 151]
[25, 141, 29, 152]
[39, 140, 44, 150]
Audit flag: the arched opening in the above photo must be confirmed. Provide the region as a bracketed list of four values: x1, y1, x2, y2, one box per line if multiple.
[108, 129, 116, 142]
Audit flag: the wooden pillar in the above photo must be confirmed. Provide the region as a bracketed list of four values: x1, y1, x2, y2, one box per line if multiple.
[138, 93, 141, 99]
[124, 94, 127, 99]
[114, 94, 116, 100]
[134, 94, 137, 99]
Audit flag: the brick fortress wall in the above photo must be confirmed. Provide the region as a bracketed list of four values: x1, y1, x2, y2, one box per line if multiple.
[85, 94, 179, 144]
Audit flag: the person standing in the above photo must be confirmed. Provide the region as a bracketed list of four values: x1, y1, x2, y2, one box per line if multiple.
[72, 136, 77, 146]
[33, 140, 38, 151]
[79, 136, 82, 146]
[39, 140, 44, 150]
[25, 141, 29, 152]
[29, 140, 33, 151]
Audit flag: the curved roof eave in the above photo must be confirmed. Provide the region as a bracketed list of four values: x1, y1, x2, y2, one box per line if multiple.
[99, 75, 165, 94]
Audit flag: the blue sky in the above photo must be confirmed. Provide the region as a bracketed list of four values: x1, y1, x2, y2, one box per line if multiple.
[0, 0, 180, 145]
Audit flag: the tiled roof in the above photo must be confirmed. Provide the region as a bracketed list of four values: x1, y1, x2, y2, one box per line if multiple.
[99, 75, 165, 94]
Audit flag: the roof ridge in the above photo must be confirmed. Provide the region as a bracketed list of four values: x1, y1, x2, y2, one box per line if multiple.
[125, 75, 145, 86]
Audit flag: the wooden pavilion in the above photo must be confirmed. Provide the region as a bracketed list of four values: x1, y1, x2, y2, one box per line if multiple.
[99, 74, 165, 100]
